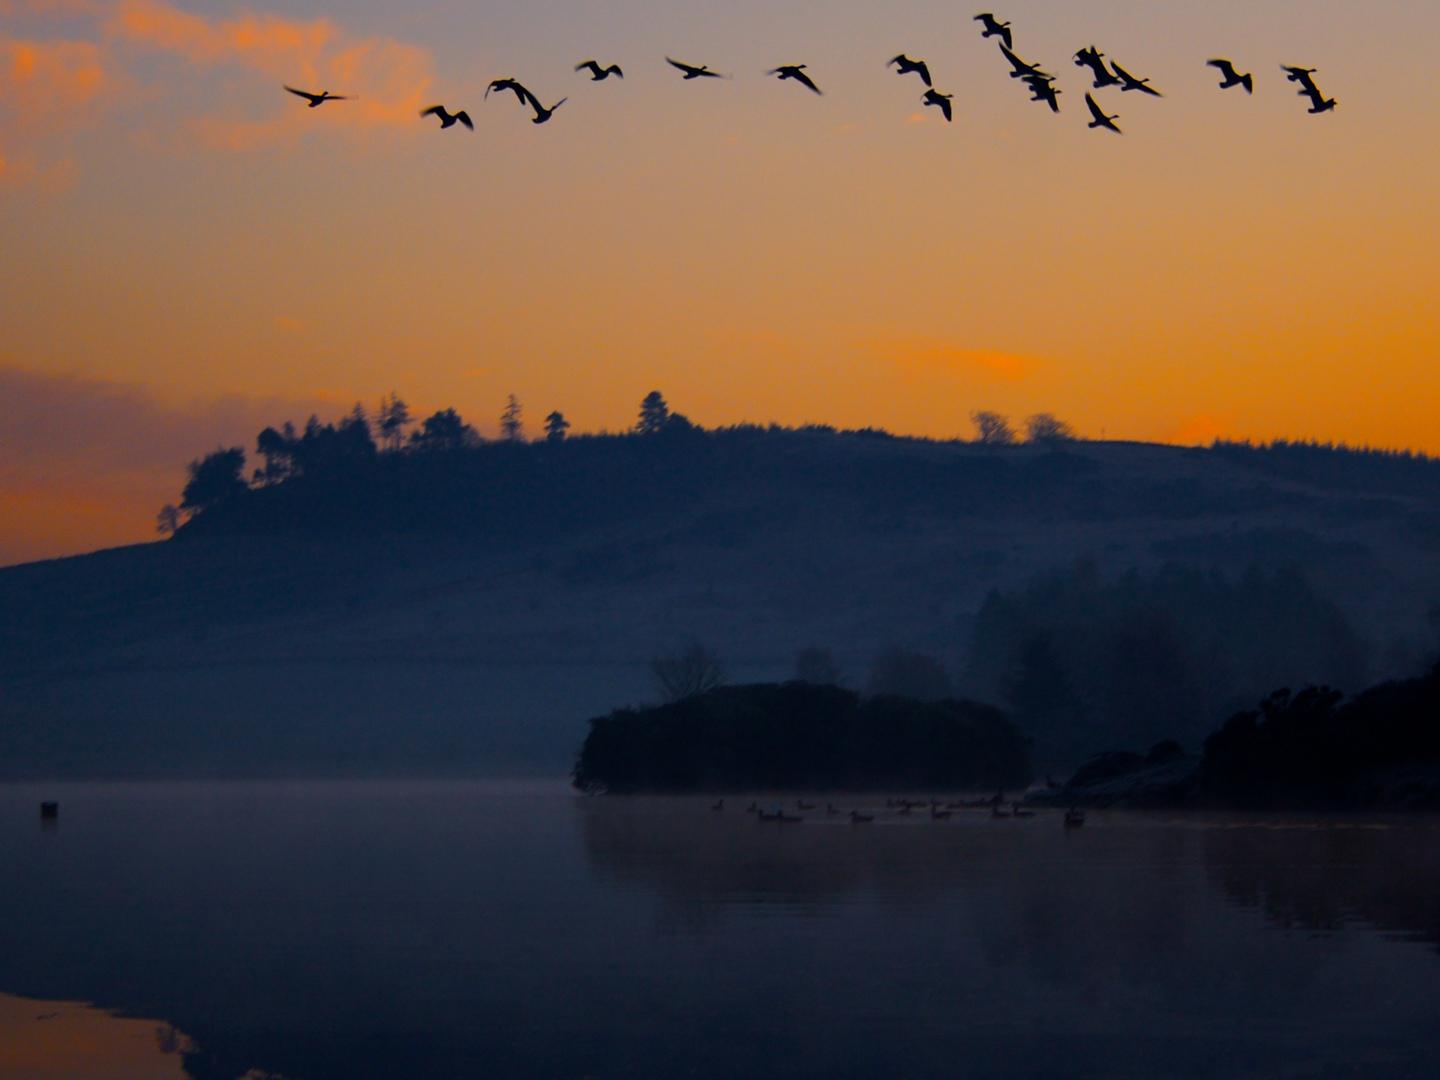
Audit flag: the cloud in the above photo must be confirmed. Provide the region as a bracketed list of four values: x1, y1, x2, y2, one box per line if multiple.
[0, 35, 107, 188]
[864, 336, 1038, 382]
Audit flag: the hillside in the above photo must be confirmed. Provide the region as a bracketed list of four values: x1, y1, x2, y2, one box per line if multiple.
[3, 430, 1439, 778]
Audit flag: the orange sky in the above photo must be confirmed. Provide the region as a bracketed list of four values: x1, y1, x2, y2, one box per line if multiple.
[2, 0, 1437, 564]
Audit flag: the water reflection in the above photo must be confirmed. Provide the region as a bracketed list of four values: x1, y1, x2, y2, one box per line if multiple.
[1, 785, 1438, 1080]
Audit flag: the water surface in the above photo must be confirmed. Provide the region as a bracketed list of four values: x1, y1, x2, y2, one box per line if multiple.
[2, 781, 1437, 1079]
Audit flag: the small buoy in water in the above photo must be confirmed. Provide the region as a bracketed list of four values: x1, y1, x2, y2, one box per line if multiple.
[39, 802, 59, 820]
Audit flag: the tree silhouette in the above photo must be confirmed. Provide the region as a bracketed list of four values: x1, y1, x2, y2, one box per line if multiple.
[181, 447, 247, 514]
[1025, 413, 1076, 445]
[794, 647, 843, 686]
[544, 410, 571, 443]
[155, 504, 183, 537]
[637, 391, 670, 435]
[411, 408, 478, 452]
[501, 394, 525, 442]
[971, 411, 1016, 446]
[866, 648, 953, 701]
[651, 641, 726, 702]
[376, 392, 412, 452]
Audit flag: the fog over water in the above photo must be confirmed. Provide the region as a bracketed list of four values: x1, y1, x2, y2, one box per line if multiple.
[2, 781, 1438, 1079]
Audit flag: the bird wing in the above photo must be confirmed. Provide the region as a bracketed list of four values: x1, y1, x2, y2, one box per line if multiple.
[938, 97, 953, 122]
[419, 105, 443, 118]
[888, 55, 905, 68]
[575, 61, 594, 73]
[1084, 93, 1106, 121]
[667, 57, 697, 75]
[1111, 61, 1136, 84]
[456, 111, 474, 130]
[284, 85, 318, 102]
[1207, 59, 1233, 75]
[999, 44, 1032, 74]
[794, 70, 822, 94]
[916, 61, 932, 88]
[1000, 26, 1012, 50]
[608, 65, 623, 78]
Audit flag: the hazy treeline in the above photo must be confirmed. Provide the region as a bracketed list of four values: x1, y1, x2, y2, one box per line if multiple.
[964, 561, 1368, 760]
[572, 682, 1032, 794]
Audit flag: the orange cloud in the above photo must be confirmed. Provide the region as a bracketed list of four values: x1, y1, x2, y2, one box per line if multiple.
[107, 0, 436, 144]
[867, 336, 1038, 382]
[1, 37, 106, 116]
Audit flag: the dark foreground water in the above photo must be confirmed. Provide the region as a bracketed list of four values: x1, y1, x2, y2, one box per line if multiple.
[2, 782, 1438, 1080]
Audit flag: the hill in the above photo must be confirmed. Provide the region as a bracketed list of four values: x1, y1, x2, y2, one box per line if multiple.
[3, 428, 1440, 778]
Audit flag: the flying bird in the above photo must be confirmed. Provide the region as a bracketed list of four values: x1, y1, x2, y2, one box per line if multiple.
[1084, 93, 1121, 133]
[922, 89, 953, 123]
[1111, 61, 1161, 96]
[486, 77, 537, 106]
[1281, 66, 1320, 95]
[1074, 47, 1121, 89]
[420, 105, 473, 130]
[1023, 74, 1062, 113]
[528, 96, 568, 124]
[999, 43, 1052, 81]
[769, 64, 823, 94]
[575, 60, 623, 81]
[888, 54, 932, 88]
[1207, 59, 1253, 93]
[284, 86, 349, 107]
[667, 57, 724, 80]
[974, 13, 1013, 51]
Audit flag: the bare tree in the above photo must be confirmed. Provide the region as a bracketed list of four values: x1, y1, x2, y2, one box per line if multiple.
[971, 411, 1016, 446]
[651, 641, 726, 702]
[1026, 413, 1077, 445]
[156, 504, 183, 537]
[501, 393, 525, 442]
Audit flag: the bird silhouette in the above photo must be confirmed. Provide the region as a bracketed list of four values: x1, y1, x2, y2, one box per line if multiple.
[1084, 93, 1121, 133]
[1023, 74, 1062, 113]
[974, 13, 1013, 51]
[999, 43, 1052, 81]
[922, 89, 953, 122]
[575, 60, 623, 81]
[769, 64, 822, 94]
[486, 78, 537, 106]
[420, 105, 473, 130]
[1073, 47, 1121, 89]
[1207, 59, 1253, 93]
[1281, 66, 1320, 95]
[528, 96, 567, 124]
[889, 54, 933, 88]
[667, 57, 724, 80]
[284, 86, 349, 107]
[1111, 61, 1162, 96]
[1300, 86, 1337, 114]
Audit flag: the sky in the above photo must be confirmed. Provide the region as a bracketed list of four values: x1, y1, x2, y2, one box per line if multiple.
[1, 0, 1438, 564]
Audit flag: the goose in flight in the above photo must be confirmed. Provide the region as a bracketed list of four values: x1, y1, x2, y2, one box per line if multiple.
[922, 89, 954, 122]
[769, 64, 823, 94]
[1207, 59, 1253, 93]
[420, 105, 473, 130]
[1111, 61, 1161, 96]
[575, 60, 623, 81]
[1074, 47, 1121, 89]
[486, 77, 536, 106]
[528, 96, 567, 124]
[889, 54, 932, 88]
[974, 13, 1013, 51]
[284, 86, 349, 107]
[1084, 93, 1121, 133]
[1023, 74, 1062, 113]
[999, 43, 1052, 81]
[667, 57, 724, 80]
[1281, 66, 1320, 95]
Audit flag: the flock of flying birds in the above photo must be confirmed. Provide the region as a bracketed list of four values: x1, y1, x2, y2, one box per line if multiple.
[282, 12, 1339, 136]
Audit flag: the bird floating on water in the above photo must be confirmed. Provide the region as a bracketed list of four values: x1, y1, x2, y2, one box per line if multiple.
[284, 86, 349, 107]
[769, 64, 823, 94]
[667, 57, 724, 80]
[1207, 58, 1253, 93]
[1085, 93, 1121, 133]
[922, 88, 954, 123]
[974, 13, 1013, 51]
[1074, 47, 1121, 89]
[888, 54, 932, 88]
[420, 105, 473, 130]
[1111, 61, 1162, 96]
[575, 60, 623, 81]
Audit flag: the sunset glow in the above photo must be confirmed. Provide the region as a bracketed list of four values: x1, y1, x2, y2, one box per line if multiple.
[2, 0, 1437, 563]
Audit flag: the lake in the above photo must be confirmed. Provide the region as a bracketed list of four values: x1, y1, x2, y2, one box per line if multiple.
[2, 781, 1438, 1079]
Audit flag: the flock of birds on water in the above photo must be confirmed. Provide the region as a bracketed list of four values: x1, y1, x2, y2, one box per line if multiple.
[707, 796, 1087, 828]
[284, 12, 1338, 136]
